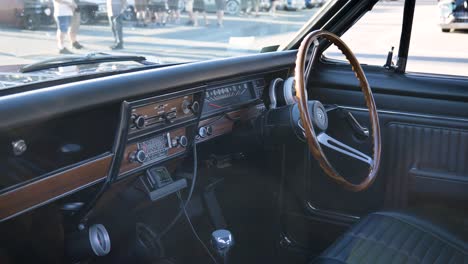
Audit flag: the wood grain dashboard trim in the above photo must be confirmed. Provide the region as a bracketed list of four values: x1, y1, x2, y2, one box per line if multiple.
[197, 105, 264, 142]
[0, 154, 112, 222]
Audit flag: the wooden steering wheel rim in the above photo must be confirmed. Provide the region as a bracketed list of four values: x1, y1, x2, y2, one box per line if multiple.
[294, 30, 382, 192]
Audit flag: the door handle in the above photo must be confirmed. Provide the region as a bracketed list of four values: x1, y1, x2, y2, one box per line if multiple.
[345, 111, 369, 140]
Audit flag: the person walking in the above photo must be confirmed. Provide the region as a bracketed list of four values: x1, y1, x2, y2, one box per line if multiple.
[192, 0, 208, 26]
[70, 0, 84, 49]
[269, 0, 279, 16]
[135, 0, 148, 27]
[149, 0, 167, 26]
[214, 0, 224, 27]
[107, 0, 127, 50]
[250, 0, 260, 17]
[53, 0, 77, 54]
[184, 0, 195, 25]
[167, 0, 180, 24]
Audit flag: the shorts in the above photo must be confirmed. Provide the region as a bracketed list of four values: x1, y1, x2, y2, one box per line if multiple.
[185, 0, 193, 12]
[70, 12, 80, 33]
[55, 15, 72, 32]
[168, 0, 179, 10]
[215, 0, 225, 10]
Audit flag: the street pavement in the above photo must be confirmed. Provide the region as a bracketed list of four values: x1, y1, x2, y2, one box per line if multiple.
[0, 0, 466, 76]
[0, 10, 312, 65]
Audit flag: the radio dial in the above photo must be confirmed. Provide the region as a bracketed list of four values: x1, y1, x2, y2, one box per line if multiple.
[179, 136, 188, 148]
[182, 100, 199, 115]
[133, 115, 146, 129]
[190, 101, 200, 114]
[198, 127, 208, 138]
[206, 125, 213, 136]
[130, 149, 147, 164]
[182, 100, 191, 114]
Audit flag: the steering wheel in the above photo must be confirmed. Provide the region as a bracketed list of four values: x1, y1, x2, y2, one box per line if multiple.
[294, 30, 381, 192]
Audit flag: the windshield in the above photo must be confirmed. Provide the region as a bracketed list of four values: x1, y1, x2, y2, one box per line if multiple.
[0, 0, 329, 88]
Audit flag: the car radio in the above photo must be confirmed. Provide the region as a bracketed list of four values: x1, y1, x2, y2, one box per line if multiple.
[129, 93, 199, 136]
[120, 127, 189, 176]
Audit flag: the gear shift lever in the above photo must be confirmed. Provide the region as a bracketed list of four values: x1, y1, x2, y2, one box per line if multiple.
[211, 229, 234, 264]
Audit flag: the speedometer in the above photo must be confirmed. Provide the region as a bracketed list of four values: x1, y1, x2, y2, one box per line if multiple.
[202, 79, 263, 116]
[205, 83, 249, 103]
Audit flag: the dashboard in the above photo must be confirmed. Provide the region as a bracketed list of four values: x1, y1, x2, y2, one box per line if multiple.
[0, 67, 290, 222]
[118, 76, 267, 178]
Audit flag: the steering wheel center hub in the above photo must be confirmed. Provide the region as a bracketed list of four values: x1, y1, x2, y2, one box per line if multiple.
[311, 101, 328, 131]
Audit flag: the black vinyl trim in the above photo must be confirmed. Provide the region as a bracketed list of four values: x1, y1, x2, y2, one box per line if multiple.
[396, 0, 416, 73]
[0, 51, 297, 131]
[311, 62, 468, 103]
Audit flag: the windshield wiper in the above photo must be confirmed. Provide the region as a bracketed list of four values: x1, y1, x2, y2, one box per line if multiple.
[20, 53, 153, 73]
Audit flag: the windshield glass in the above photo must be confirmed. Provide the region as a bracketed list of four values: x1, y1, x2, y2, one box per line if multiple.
[0, 0, 329, 88]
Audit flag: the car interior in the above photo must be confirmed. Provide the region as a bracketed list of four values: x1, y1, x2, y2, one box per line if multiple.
[0, 0, 467, 263]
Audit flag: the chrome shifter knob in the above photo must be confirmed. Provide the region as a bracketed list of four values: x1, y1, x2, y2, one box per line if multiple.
[211, 229, 234, 256]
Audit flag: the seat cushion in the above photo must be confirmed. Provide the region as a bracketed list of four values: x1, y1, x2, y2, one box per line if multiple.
[311, 212, 468, 264]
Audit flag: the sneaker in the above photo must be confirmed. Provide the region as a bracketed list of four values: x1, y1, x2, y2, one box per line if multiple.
[59, 48, 73, 54]
[110, 43, 124, 50]
[72, 42, 84, 49]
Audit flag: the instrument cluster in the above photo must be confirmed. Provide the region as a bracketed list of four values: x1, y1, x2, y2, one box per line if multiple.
[202, 78, 265, 117]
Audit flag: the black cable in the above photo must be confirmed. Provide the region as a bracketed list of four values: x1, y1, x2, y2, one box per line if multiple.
[159, 141, 198, 238]
[179, 192, 219, 264]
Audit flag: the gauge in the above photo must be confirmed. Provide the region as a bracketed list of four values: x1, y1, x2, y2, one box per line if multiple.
[203, 81, 256, 115]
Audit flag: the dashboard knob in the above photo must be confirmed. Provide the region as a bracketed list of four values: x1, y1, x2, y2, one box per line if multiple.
[130, 149, 147, 164]
[133, 115, 146, 129]
[198, 126, 208, 138]
[190, 101, 200, 114]
[178, 136, 188, 147]
[206, 125, 213, 136]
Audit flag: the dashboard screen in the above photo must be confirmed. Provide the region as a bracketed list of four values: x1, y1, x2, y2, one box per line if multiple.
[203, 79, 263, 115]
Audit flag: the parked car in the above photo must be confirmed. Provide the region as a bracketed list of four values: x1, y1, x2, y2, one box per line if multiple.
[77, 0, 100, 24]
[305, 0, 324, 9]
[178, 0, 268, 16]
[438, 0, 468, 32]
[283, 0, 305, 10]
[0, 0, 52, 30]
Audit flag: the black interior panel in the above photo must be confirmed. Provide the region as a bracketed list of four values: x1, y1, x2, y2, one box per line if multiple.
[308, 62, 468, 213]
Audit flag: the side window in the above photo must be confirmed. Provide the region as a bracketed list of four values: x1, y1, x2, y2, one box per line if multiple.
[407, 0, 468, 76]
[324, 1, 404, 67]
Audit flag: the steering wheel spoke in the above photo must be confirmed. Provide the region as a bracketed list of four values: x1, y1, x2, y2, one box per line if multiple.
[317, 133, 373, 166]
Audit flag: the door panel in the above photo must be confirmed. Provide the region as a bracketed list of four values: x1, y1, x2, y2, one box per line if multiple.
[279, 61, 468, 251]
[344, 109, 468, 209]
[308, 63, 468, 212]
